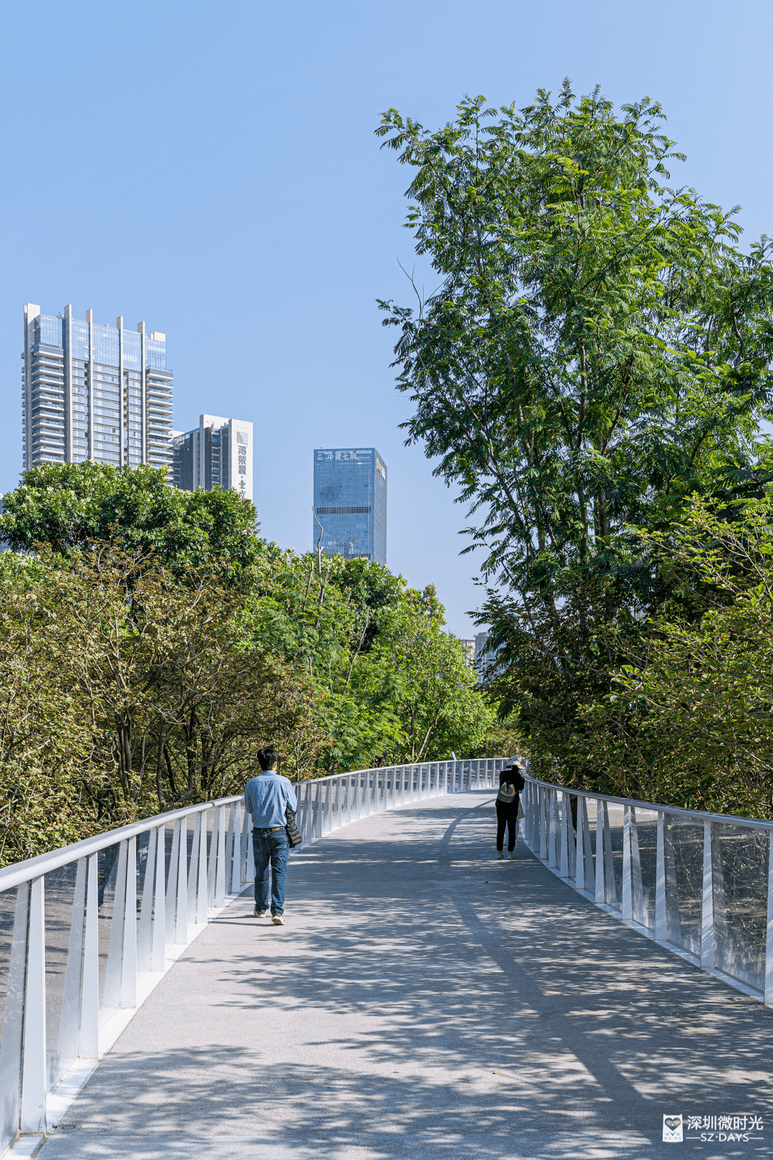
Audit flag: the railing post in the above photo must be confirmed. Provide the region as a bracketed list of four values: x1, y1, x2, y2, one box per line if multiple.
[765, 832, 773, 1005]
[622, 806, 633, 922]
[20, 875, 46, 1134]
[105, 840, 128, 1007]
[701, 819, 715, 968]
[225, 804, 236, 892]
[547, 791, 558, 868]
[539, 787, 547, 861]
[1, 881, 29, 1128]
[602, 802, 616, 906]
[214, 808, 226, 909]
[594, 801, 605, 905]
[121, 836, 138, 1008]
[151, 825, 167, 972]
[79, 856, 100, 1059]
[138, 831, 155, 973]
[559, 792, 570, 878]
[176, 817, 190, 942]
[575, 797, 586, 890]
[166, 820, 181, 943]
[655, 811, 667, 941]
[59, 857, 87, 1071]
[187, 815, 202, 926]
[197, 812, 209, 925]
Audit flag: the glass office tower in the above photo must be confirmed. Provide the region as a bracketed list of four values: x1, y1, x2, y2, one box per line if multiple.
[313, 447, 387, 565]
[22, 303, 173, 473]
[172, 415, 254, 502]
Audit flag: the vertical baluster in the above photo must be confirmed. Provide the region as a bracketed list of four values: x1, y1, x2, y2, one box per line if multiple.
[225, 805, 237, 893]
[121, 837, 138, 1008]
[655, 811, 667, 941]
[214, 808, 226, 908]
[594, 801, 605, 905]
[630, 808, 645, 926]
[58, 857, 87, 1076]
[187, 815, 202, 925]
[151, 826, 167, 973]
[701, 819, 715, 968]
[196, 810, 209, 926]
[539, 787, 548, 861]
[79, 857, 100, 1057]
[166, 820, 180, 943]
[104, 841, 128, 1007]
[575, 797, 586, 889]
[622, 805, 633, 922]
[138, 830, 156, 973]
[765, 831, 773, 1005]
[603, 803, 616, 906]
[176, 817, 190, 943]
[20, 876, 47, 1133]
[559, 793, 570, 877]
[240, 804, 251, 887]
[0, 880, 29, 1139]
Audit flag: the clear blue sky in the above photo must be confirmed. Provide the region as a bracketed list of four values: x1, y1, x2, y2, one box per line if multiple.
[1, 0, 771, 634]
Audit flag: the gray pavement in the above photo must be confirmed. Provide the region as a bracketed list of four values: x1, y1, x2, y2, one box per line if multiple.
[40, 792, 773, 1159]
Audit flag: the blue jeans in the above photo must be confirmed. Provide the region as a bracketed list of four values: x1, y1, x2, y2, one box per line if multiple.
[252, 828, 289, 915]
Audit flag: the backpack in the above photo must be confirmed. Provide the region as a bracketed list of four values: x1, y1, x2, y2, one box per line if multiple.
[496, 782, 517, 805]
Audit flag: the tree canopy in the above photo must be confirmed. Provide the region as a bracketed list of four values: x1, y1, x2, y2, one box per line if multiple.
[0, 462, 260, 574]
[378, 83, 773, 811]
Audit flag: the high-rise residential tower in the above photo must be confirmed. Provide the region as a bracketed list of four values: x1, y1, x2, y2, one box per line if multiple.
[172, 415, 254, 502]
[22, 304, 173, 473]
[313, 447, 387, 565]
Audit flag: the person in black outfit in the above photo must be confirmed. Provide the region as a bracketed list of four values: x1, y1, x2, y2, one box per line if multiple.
[496, 764, 525, 859]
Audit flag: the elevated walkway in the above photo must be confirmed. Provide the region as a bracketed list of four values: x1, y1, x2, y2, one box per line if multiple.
[37, 792, 773, 1159]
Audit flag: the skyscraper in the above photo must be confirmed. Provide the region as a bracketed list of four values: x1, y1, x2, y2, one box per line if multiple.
[22, 304, 173, 473]
[172, 415, 254, 502]
[313, 447, 387, 565]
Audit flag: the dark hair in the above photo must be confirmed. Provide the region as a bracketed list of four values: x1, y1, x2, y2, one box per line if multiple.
[499, 764, 518, 786]
[257, 746, 279, 771]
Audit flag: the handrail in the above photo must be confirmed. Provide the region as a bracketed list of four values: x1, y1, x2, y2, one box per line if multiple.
[0, 756, 510, 1156]
[524, 772, 773, 830]
[520, 771, 773, 1009]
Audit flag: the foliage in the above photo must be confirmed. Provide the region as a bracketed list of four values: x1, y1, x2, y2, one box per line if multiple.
[0, 464, 499, 862]
[0, 462, 260, 576]
[378, 83, 773, 810]
[598, 498, 773, 816]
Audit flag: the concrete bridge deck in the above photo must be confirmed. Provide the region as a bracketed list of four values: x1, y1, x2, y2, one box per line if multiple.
[38, 792, 773, 1159]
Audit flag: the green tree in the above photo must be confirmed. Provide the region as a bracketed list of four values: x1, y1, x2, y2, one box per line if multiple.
[0, 462, 260, 576]
[378, 84, 773, 792]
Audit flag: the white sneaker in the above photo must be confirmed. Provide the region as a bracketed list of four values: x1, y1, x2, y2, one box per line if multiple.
[497, 851, 504, 859]
[272, 914, 285, 926]
[508, 851, 515, 859]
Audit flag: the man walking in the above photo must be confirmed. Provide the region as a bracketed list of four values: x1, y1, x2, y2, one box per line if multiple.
[244, 746, 297, 925]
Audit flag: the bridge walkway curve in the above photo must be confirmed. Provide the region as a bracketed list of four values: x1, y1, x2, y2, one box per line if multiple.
[38, 791, 773, 1160]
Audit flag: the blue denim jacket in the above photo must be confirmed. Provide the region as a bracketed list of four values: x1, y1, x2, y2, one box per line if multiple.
[244, 771, 298, 828]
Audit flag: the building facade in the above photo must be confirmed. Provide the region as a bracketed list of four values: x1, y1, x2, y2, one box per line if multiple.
[22, 304, 173, 474]
[172, 415, 253, 502]
[313, 447, 387, 564]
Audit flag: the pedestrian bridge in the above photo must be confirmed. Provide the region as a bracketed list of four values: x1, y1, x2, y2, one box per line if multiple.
[0, 761, 772, 1159]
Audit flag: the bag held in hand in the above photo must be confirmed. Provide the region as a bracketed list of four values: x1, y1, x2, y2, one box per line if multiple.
[285, 806, 302, 848]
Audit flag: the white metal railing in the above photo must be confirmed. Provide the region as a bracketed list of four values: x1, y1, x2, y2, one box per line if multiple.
[521, 773, 773, 1006]
[0, 756, 508, 1155]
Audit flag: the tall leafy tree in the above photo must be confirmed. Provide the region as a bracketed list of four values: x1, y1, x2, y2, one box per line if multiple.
[378, 84, 773, 788]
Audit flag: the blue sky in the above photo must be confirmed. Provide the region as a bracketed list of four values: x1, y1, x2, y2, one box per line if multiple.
[1, 0, 771, 634]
